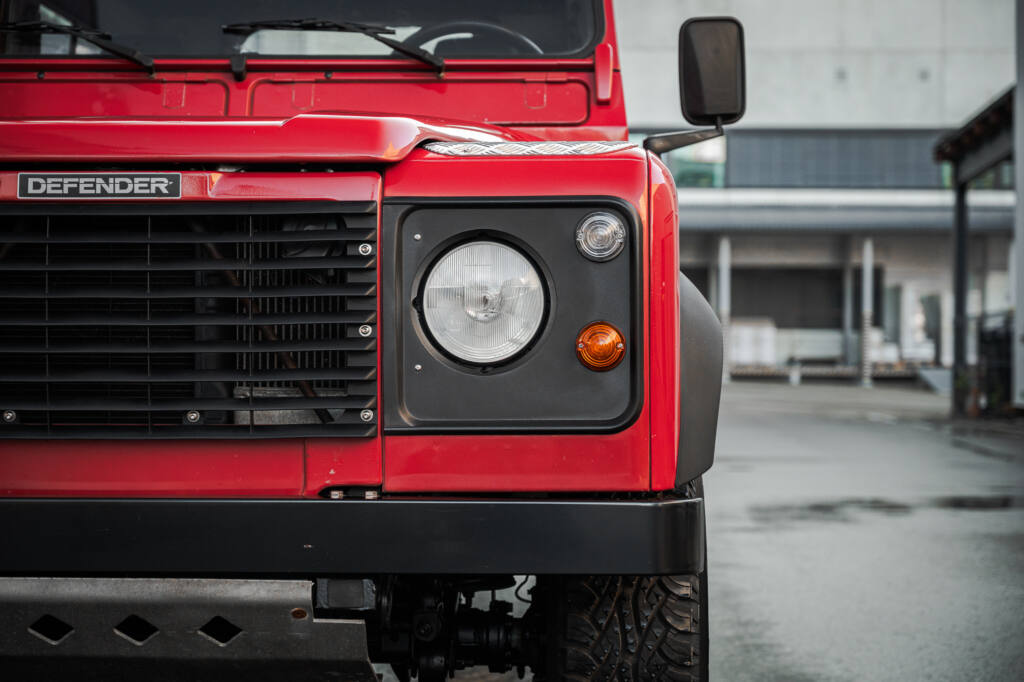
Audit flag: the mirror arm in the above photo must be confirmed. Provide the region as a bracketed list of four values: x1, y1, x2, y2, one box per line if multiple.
[643, 117, 724, 156]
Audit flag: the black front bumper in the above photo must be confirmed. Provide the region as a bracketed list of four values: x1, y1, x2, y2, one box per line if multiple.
[0, 497, 704, 576]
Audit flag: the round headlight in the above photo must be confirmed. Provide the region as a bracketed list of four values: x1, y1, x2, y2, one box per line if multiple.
[421, 240, 545, 364]
[575, 212, 626, 262]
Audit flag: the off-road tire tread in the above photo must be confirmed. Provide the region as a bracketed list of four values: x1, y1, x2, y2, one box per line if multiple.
[549, 574, 706, 681]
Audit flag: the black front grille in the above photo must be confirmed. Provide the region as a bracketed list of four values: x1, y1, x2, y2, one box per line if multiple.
[0, 202, 377, 438]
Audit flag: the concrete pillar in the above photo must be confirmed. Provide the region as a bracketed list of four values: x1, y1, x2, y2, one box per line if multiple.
[940, 290, 954, 368]
[860, 237, 874, 388]
[841, 236, 855, 365]
[978, 236, 989, 316]
[899, 283, 916, 363]
[707, 244, 718, 313]
[718, 235, 731, 384]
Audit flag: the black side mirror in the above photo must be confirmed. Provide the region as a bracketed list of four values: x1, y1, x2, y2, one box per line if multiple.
[679, 17, 745, 127]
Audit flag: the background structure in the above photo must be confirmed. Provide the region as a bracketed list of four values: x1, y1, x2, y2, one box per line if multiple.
[615, 0, 1017, 398]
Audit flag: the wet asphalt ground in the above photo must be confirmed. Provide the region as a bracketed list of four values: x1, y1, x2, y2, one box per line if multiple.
[707, 382, 1024, 682]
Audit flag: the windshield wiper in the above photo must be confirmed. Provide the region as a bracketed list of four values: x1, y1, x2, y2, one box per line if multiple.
[222, 18, 444, 76]
[0, 20, 155, 75]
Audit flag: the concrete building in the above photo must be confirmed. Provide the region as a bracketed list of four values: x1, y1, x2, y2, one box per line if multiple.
[615, 0, 1017, 384]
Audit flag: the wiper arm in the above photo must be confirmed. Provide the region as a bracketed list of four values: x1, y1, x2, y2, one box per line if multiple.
[223, 18, 444, 76]
[0, 20, 155, 75]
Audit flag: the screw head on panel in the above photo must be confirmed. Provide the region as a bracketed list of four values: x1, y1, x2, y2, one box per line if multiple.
[360, 409, 374, 422]
[413, 233, 422, 241]
[185, 410, 201, 424]
[2, 410, 16, 423]
[358, 243, 373, 256]
[358, 325, 373, 337]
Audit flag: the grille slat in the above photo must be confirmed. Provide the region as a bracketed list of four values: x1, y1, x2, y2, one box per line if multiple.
[0, 205, 378, 439]
[4, 425, 375, 439]
[0, 228, 369, 244]
[3, 397, 373, 411]
[0, 256, 369, 272]
[1, 312, 373, 326]
[1, 284, 375, 299]
[0, 368, 373, 382]
[0, 339, 374, 353]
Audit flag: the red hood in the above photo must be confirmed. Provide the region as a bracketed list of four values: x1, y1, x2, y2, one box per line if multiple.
[0, 113, 535, 164]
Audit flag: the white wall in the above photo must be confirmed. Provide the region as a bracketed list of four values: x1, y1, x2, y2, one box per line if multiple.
[615, 0, 1015, 129]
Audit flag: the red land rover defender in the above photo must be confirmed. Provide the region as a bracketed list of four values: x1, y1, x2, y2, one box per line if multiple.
[0, 1, 744, 679]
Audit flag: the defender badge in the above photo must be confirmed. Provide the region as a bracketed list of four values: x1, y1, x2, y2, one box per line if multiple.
[17, 173, 182, 199]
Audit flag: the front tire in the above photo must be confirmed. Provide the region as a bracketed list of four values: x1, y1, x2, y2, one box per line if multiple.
[540, 572, 708, 681]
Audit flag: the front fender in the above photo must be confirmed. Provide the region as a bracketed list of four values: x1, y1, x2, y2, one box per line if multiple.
[676, 273, 723, 486]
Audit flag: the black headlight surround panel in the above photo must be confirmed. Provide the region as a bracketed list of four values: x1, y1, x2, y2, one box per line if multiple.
[381, 198, 641, 433]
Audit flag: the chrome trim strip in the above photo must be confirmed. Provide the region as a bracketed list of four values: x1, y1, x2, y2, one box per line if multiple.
[423, 141, 637, 156]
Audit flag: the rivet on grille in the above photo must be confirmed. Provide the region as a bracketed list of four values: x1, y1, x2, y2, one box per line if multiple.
[360, 409, 374, 422]
[358, 325, 373, 337]
[184, 410, 202, 424]
[358, 243, 373, 256]
[2, 410, 16, 423]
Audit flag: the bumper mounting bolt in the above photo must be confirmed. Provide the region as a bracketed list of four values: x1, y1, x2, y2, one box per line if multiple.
[360, 409, 374, 422]
[2, 410, 16, 423]
[358, 243, 373, 256]
[358, 325, 373, 337]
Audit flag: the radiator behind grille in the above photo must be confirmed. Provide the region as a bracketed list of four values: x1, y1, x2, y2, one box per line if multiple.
[0, 203, 377, 438]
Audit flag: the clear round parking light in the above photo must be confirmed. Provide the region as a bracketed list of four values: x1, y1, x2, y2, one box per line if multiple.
[422, 241, 545, 364]
[575, 212, 626, 261]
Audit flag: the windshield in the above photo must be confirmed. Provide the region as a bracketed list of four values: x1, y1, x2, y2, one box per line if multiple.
[1, 0, 600, 59]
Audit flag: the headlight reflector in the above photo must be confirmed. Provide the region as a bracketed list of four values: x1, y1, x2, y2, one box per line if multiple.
[422, 240, 545, 364]
[575, 212, 626, 262]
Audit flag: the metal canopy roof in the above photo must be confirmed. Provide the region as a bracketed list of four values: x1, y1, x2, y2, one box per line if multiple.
[934, 87, 1014, 185]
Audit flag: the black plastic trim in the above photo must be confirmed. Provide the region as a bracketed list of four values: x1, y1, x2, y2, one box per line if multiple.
[676, 273, 723, 486]
[0, 497, 705, 576]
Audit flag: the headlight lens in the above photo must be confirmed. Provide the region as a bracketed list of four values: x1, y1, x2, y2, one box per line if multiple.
[422, 240, 545, 364]
[575, 212, 626, 261]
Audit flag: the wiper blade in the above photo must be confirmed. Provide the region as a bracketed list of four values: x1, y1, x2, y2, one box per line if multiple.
[222, 18, 444, 75]
[0, 20, 155, 75]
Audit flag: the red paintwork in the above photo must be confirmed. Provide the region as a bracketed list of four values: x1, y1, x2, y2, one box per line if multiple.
[0, 78, 230, 117]
[0, 114, 527, 164]
[251, 78, 590, 125]
[594, 44, 614, 104]
[0, 441, 304, 497]
[0, 0, 690, 497]
[382, 148, 654, 492]
[648, 155, 682, 491]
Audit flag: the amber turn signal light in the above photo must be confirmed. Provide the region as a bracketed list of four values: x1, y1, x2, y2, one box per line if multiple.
[576, 322, 626, 371]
